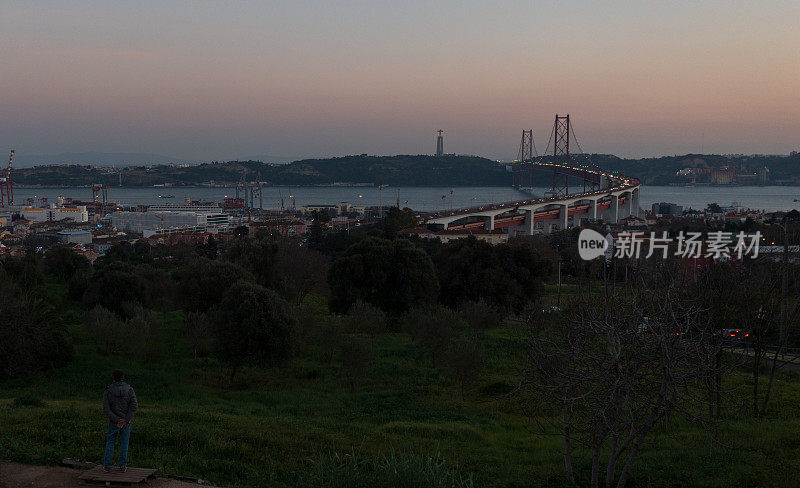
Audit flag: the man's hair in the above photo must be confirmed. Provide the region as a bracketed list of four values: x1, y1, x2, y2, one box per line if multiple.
[112, 369, 124, 382]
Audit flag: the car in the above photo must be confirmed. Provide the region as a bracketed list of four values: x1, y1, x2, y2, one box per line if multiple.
[722, 329, 750, 342]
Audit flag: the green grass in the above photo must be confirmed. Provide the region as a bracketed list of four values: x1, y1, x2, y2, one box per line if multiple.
[3, 292, 800, 486]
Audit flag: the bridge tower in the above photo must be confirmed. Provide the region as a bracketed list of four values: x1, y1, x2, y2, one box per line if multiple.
[547, 114, 571, 198]
[512, 130, 534, 189]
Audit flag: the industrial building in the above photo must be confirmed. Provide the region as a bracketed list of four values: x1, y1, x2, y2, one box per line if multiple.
[111, 211, 230, 235]
[20, 205, 89, 223]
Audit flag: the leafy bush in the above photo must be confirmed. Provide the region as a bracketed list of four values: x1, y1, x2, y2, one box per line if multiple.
[317, 317, 342, 363]
[339, 336, 374, 392]
[403, 305, 464, 367]
[85, 304, 158, 357]
[346, 300, 387, 337]
[459, 300, 503, 330]
[0, 279, 73, 377]
[443, 339, 485, 399]
[183, 312, 212, 358]
[85, 306, 125, 355]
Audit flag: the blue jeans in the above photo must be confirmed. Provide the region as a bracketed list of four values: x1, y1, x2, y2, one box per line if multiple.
[103, 421, 131, 467]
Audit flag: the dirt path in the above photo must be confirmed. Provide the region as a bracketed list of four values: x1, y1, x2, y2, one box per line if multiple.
[0, 462, 218, 488]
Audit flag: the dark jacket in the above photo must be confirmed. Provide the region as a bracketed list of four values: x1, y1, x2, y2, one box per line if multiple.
[102, 381, 138, 423]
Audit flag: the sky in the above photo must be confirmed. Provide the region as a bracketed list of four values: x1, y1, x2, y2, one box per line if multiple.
[1, 0, 799, 162]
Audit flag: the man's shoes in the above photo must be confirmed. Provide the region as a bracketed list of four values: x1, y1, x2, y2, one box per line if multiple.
[119, 466, 128, 473]
[102, 466, 111, 473]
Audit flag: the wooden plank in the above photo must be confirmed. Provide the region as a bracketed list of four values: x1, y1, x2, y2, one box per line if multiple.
[78, 466, 157, 486]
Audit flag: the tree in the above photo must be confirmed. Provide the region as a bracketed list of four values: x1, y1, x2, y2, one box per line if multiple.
[459, 299, 503, 330]
[182, 311, 212, 358]
[276, 240, 329, 305]
[433, 237, 550, 312]
[443, 338, 484, 400]
[42, 244, 90, 282]
[345, 300, 387, 345]
[85, 304, 158, 357]
[339, 336, 375, 393]
[122, 303, 159, 358]
[309, 209, 331, 247]
[85, 306, 124, 355]
[1, 254, 43, 290]
[221, 238, 280, 289]
[0, 278, 73, 377]
[379, 206, 418, 238]
[82, 263, 149, 317]
[174, 257, 252, 313]
[403, 305, 463, 367]
[328, 238, 439, 315]
[210, 281, 297, 385]
[521, 263, 724, 488]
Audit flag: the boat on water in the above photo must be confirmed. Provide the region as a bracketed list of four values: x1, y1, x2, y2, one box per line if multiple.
[157, 194, 175, 199]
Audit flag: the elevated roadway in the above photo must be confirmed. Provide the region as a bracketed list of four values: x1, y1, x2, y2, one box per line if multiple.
[425, 163, 640, 235]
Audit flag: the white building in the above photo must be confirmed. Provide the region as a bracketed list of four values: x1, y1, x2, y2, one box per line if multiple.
[21, 205, 89, 223]
[111, 211, 230, 234]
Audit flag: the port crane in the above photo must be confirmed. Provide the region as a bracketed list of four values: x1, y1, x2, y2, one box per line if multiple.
[0, 150, 14, 206]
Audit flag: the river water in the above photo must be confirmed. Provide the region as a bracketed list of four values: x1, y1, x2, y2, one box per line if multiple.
[12, 186, 800, 212]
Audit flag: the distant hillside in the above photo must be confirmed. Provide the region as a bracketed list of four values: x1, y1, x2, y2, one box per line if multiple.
[589, 153, 800, 185]
[14, 155, 511, 187]
[11, 152, 192, 168]
[13, 152, 800, 187]
[11, 152, 297, 168]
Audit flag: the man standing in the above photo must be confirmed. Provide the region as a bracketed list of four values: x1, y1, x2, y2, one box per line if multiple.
[102, 369, 138, 472]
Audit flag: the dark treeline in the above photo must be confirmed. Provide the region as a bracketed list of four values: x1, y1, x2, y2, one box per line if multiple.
[0, 208, 551, 385]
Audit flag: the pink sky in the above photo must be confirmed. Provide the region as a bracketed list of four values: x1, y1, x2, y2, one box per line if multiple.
[2, 1, 799, 161]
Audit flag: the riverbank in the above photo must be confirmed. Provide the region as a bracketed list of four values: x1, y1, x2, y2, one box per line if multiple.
[10, 185, 800, 212]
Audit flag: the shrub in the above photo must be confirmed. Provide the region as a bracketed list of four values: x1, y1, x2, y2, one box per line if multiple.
[318, 317, 342, 363]
[339, 336, 374, 393]
[183, 312, 212, 358]
[85, 304, 158, 357]
[345, 300, 387, 341]
[403, 305, 464, 368]
[85, 306, 125, 355]
[443, 339, 485, 400]
[122, 303, 159, 357]
[459, 300, 503, 330]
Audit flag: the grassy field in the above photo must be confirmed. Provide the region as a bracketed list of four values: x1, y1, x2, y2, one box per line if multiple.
[2, 289, 800, 487]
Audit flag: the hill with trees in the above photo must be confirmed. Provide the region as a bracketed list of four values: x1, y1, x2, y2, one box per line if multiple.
[13, 152, 800, 187]
[14, 155, 510, 187]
